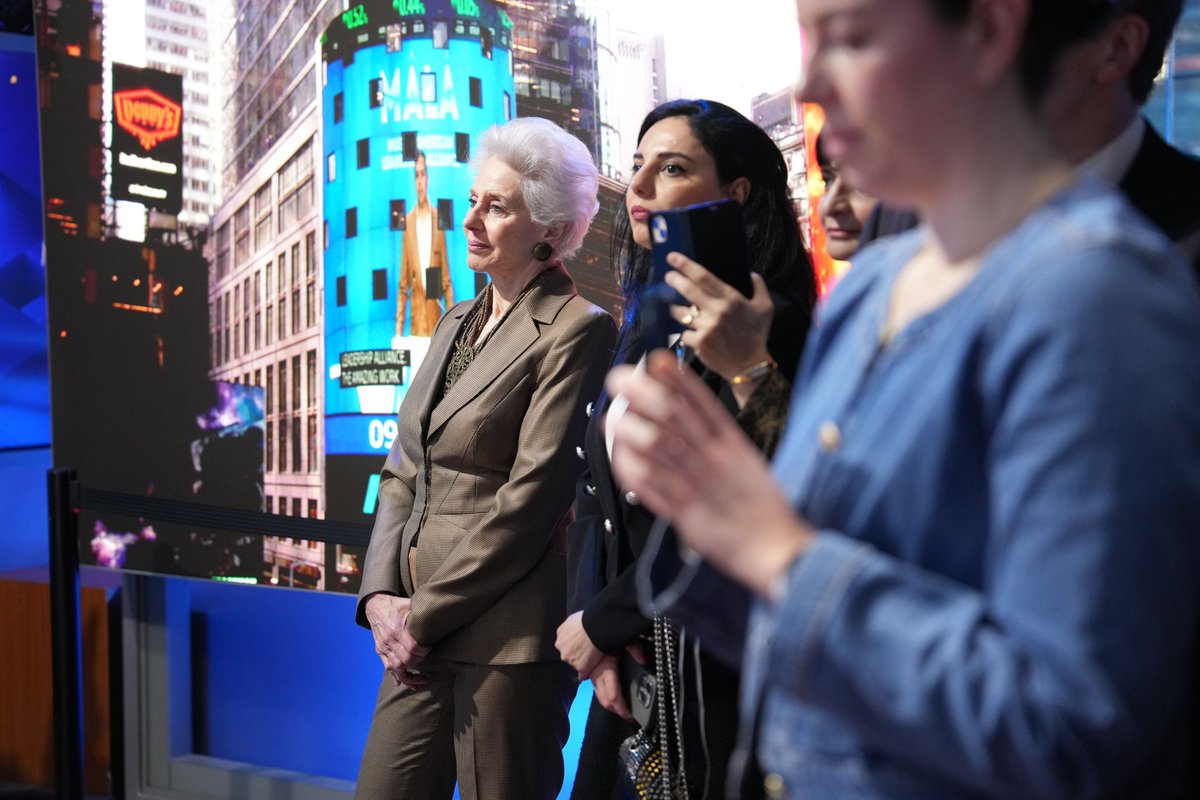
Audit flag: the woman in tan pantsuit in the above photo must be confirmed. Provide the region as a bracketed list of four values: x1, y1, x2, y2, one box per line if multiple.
[354, 117, 616, 800]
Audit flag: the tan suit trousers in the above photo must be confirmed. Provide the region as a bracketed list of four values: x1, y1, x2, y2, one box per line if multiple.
[355, 658, 578, 800]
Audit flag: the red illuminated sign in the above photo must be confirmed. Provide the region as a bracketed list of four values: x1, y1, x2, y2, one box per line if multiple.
[114, 88, 182, 150]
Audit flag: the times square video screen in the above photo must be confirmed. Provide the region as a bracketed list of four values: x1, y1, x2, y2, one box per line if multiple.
[37, 0, 812, 593]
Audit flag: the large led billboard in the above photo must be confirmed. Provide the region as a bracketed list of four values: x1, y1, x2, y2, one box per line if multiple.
[36, 0, 812, 593]
[320, 0, 516, 521]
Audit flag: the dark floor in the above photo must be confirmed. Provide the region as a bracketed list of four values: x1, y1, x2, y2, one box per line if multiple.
[0, 782, 53, 800]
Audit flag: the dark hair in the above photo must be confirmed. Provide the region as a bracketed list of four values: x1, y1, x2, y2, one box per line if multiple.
[925, 0, 1129, 104]
[613, 99, 816, 328]
[1117, 0, 1184, 104]
[814, 129, 834, 182]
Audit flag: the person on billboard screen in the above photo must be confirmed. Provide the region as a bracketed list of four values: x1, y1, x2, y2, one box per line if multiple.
[556, 98, 817, 800]
[602, 0, 1200, 797]
[354, 116, 616, 800]
[396, 150, 454, 338]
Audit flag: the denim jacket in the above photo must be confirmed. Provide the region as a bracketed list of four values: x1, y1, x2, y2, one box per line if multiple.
[727, 180, 1200, 799]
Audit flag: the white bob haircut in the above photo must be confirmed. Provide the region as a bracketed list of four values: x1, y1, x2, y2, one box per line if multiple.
[473, 117, 600, 259]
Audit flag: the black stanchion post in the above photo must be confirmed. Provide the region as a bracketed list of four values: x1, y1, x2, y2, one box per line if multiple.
[48, 467, 84, 800]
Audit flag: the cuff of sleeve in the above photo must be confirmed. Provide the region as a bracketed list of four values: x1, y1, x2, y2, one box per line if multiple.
[405, 591, 439, 648]
[582, 604, 647, 655]
[733, 369, 791, 458]
[761, 531, 872, 702]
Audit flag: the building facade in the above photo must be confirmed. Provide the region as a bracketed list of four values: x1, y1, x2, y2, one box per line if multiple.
[585, 1, 667, 182]
[208, 1, 338, 587]
[500, 0, 600, 161]
[142, 0, 221, 230]
[751, 85, 809, 231]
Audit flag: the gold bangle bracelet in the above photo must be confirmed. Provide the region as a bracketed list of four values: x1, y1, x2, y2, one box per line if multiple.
[730, 358, 778, 385]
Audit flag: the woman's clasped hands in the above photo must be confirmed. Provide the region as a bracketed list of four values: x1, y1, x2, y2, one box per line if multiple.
[364, 593, 431, 689]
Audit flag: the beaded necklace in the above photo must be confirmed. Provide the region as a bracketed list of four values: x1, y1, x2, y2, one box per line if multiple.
[442, 269, 551, 394]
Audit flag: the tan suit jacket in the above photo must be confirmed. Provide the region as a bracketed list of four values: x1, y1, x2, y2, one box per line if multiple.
[396, 206, 453, 337]
[358, 268, 616, 665]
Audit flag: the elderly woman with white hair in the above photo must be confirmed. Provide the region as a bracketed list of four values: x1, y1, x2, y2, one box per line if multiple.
[354, 117, 616, 800]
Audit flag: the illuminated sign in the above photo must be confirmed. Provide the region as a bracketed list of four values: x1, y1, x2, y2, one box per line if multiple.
[114, 88, 182, 150]
[394, 0, 426, 15]
[321, 0, 516, 523]
[117, 152, 178, 174]
[343, 4, 369, 30]
[378, 65, 460, 122]
[338, 349, 412, 388]
[111, 64, 183, 214]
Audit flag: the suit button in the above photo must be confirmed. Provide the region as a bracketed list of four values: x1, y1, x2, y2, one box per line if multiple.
[576, 446, 586, 460]
[763, 772, 786, 798]
[585, 484, 597, 497]
[818, 420, 841, 453]
[624, 491, 639, 505]
[604, 519, 614, 534]
[585, 402, 595, 418]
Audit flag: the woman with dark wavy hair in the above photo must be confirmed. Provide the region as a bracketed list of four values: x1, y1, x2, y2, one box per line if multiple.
[557, 98, 816, 799]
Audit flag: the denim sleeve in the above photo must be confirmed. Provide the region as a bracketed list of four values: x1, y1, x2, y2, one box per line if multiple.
[637, 518, 750, 671]
[758, 241, 1200, 799]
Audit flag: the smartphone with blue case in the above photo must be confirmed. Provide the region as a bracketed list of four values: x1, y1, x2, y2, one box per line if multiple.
[648, 198, 752, 298]
[640, 199, 751, 349]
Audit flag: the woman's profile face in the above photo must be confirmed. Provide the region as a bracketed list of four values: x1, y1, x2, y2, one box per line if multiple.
[796, 0, 974, 204]
[462, 157, 549, 278]
[818, 161, 877, 261]
[625, 115, 727, 249]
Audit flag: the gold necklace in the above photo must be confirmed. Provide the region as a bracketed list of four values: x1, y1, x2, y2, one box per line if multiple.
[443, 270, 550, 393]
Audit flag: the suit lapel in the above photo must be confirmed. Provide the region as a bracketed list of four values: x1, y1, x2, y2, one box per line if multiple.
[412, 300, 472, 438]
[427, 269, 575, 438]
[429, 305, 538, 437]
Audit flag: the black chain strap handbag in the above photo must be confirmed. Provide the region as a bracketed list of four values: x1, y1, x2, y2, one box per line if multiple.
[617, 617, 690, 800]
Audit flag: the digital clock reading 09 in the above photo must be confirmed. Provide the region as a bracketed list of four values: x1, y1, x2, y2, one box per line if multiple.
[343, 4, 368, 29]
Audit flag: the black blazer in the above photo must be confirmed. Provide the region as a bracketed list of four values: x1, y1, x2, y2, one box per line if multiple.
[859, 203, 919, 249]
[1119, 123, 1200, 276]
[566, 290, 809, 654]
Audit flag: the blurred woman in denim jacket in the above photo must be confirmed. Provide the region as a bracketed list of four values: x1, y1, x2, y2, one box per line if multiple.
[604, 0, 1200, 797]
